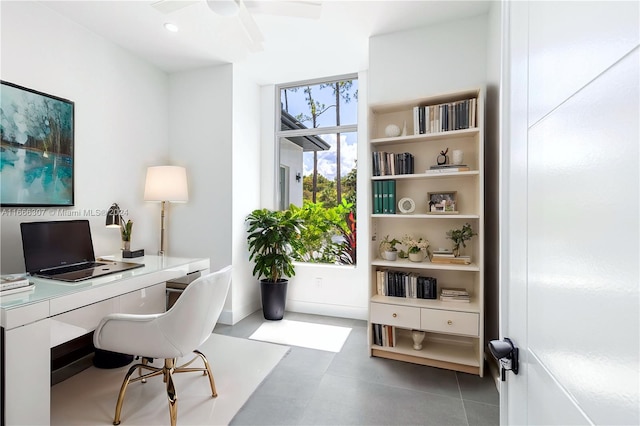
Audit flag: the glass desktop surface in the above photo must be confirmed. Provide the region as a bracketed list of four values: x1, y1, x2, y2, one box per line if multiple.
[0, 255, 202, 311]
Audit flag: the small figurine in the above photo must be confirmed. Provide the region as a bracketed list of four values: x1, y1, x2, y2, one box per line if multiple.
[437, 148, 449, 165]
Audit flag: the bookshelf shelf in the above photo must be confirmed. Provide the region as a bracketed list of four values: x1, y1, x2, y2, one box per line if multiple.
[371, 258, 480, 272]
[370, 127, 480, 146]
[371, 214, 480, 220]
[368, 88, 485, 377]
[371, 171, 480, 180]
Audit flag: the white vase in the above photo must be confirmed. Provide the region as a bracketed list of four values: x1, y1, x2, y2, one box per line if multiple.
[411, 330, 426, 350]
[383, 251, 397, 261]
[452, 149, 463, 165]
[408, 251, 425, 262]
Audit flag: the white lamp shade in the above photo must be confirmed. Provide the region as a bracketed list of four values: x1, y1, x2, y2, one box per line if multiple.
[144, 166, 189, 202]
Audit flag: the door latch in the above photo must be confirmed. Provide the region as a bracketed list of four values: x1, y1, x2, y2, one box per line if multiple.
[488, 337, 519, 381]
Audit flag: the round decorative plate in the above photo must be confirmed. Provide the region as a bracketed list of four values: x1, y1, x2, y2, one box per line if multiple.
[398, 197, 415, 214]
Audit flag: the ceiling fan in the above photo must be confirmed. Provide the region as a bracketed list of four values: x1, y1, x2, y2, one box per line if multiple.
[151, 0, 322, 52]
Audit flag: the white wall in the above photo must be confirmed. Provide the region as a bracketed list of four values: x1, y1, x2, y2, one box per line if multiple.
[167, 65, 232, 267]
[0, 1, 169, 273]
[369, 14, 488, 105]
[279, 138, 303, 207]
[230, 64, 262, 324]
[166, 62, 262, 325]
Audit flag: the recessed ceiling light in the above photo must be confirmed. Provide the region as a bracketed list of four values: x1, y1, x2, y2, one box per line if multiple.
[164, 23, 179, 33]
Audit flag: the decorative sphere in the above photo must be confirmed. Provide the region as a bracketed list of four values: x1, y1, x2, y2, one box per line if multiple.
[384, 124, 401, 137]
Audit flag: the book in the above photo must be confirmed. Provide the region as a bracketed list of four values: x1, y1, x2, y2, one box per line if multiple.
[389, 180, 396, 214]
[441, 288, 469, 296]
[1, 273, 30, 291]
[0, 281, 35, 296]
[373, 181, 382, 214]
[425, 167, 470, 173]
[432, 253, 455, 259]
[430, 164, 469, 169]
[430, 256, 472, 265]
[439, 295, 470, 303]
[432, 248, 454, 255]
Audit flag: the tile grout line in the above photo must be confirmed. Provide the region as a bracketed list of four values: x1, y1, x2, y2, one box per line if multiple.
[455, 372, 471, 426]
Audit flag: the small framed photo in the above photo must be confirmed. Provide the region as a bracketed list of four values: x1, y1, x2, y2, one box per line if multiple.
[427, 191, 458, 214]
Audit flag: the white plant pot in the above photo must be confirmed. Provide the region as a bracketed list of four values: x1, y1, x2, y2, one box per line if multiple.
[383, 251, 398, 261]
[408, 251, 425, 262]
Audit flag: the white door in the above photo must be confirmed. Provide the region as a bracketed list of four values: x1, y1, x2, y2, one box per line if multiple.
[500, 1, 639, 424]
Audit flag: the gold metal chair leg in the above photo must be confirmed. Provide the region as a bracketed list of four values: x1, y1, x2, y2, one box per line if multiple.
[140, 357, 149, 383]
[165, 359, 178, 426]
[113, 364, 142, 425]
[194, 349, 217, 397]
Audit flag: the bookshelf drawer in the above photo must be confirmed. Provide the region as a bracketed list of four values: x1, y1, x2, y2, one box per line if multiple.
[371, 302, 420, 329]
[420, 309, 479, 336]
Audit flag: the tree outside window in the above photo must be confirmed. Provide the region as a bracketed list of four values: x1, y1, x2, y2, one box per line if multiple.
[278, 77, 358, 265]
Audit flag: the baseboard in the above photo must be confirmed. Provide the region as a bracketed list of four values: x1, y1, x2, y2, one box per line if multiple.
[218, 299, 261, 325]
[285, 300, 368, 320]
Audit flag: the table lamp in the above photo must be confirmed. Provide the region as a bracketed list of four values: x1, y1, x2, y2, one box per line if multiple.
[144, 166, 188, 256]
[105, 203, 123, 229]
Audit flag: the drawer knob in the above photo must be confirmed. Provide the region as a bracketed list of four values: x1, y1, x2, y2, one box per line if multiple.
[447, 320, 453, 325]
[392, 313, 397, 318]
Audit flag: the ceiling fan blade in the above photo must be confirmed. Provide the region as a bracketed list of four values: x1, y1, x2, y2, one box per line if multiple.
[151, 0, 199, 14]
[244, 1, 321, 19]
[237, 0, 264, 51]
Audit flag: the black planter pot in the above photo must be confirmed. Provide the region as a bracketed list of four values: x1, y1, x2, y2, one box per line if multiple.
[260, 279, 288, 320]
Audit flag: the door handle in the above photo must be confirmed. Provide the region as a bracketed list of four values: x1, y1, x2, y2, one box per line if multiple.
[488, 337, 519, 381]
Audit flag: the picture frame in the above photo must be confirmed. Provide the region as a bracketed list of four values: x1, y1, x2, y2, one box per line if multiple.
[427, 191, 458, 214]
[1, 81, 75, 206]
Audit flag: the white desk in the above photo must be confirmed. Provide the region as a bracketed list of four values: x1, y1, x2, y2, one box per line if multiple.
[0, 255, 209, 426]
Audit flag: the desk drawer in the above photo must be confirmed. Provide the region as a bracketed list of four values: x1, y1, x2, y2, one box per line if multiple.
[421, 309, 479, 336]
[370, 302, 420, 329]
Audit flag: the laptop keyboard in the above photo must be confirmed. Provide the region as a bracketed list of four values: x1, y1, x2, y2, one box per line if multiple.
[42, 262, 105, 276]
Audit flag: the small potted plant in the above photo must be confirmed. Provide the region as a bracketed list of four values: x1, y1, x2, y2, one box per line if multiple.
[246, 208, 305, 320]
[446, 222, 476, 257]
[120, 219, 133, 251]
[401, 235, 430, 262]
[379, 235, 400, 261]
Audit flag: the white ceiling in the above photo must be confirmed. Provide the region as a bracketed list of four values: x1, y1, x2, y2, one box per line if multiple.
[40, 0, 491, 84]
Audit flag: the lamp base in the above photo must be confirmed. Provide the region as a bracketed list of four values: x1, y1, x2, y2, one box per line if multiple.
[122, 249, 144, 258]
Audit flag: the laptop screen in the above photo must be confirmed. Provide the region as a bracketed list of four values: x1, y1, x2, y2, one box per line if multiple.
[21, 220, 96, 273]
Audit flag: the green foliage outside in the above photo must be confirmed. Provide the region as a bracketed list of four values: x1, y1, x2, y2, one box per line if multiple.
[302, 165, 357, 211]
[288, 199, 356, 265]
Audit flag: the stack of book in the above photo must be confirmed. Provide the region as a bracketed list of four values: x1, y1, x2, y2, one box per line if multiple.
[440, 288, 470, 303]
[1, 273, 34, 295]
[372, 323, 396, 347]
[372, 179, 396, 214]
[425, 164, 470, 174]
[431, 250, 471, 265]
[372, 151, 414, 176]
[376, 269, 437, 299]
[413, 97, 477, 135]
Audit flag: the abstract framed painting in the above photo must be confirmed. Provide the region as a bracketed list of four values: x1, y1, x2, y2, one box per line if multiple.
[1, 81, 74, 206]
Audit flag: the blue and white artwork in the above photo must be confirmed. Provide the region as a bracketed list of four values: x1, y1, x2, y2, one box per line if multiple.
[1, 81, 74, 206]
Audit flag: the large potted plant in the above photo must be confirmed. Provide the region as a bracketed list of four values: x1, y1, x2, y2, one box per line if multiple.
[246, 208, 304, 320]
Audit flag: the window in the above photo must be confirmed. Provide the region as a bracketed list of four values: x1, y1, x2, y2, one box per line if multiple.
[277, 75, 358, 265]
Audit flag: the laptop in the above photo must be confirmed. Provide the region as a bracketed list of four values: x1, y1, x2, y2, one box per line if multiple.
[21, 220, 144, 282]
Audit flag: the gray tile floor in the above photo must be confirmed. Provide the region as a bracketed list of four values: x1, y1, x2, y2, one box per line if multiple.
[214, 311, 500, 426]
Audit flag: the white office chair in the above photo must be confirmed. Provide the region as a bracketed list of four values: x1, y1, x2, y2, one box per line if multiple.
[93, 265, 232, 426]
